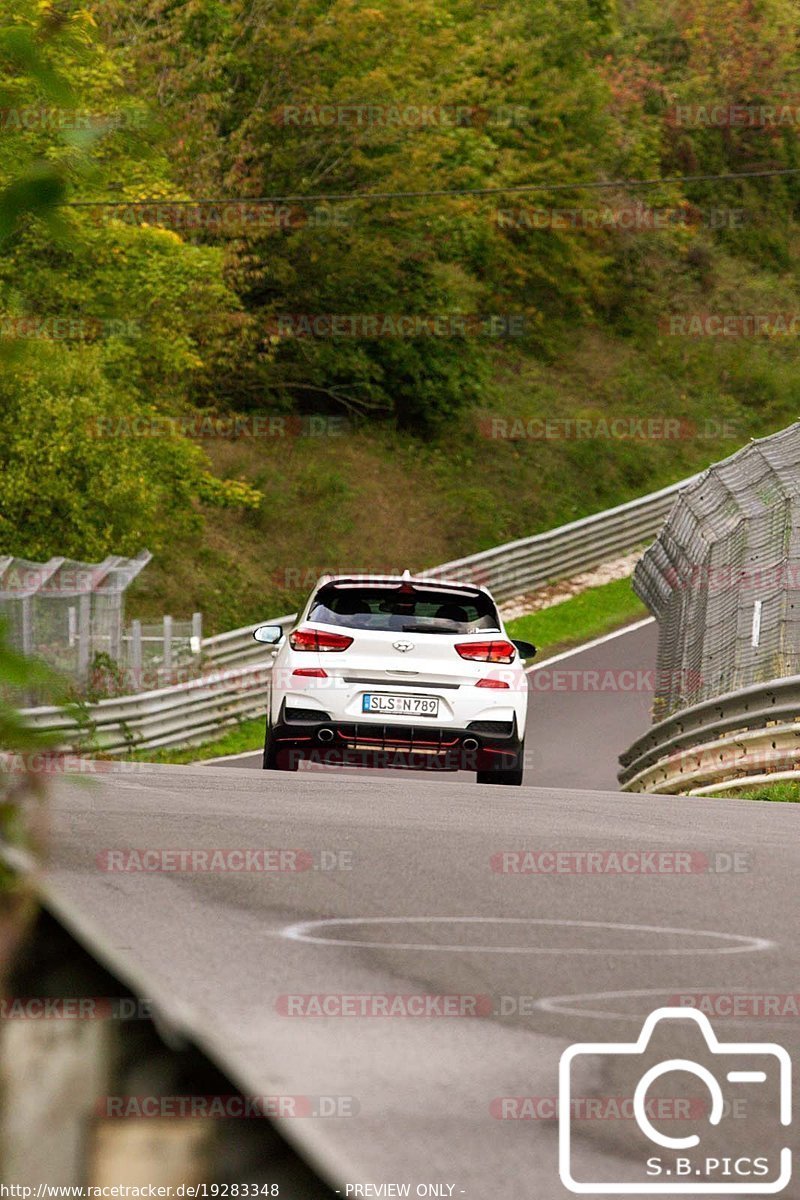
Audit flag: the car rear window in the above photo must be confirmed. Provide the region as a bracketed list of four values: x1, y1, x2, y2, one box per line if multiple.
[307, 584, 500, 634]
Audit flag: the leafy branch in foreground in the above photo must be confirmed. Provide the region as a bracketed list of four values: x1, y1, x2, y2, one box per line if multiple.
[0, 624, 70, 880]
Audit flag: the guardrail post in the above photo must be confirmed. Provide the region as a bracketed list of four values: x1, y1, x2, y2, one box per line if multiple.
[191, 612, 202, 656]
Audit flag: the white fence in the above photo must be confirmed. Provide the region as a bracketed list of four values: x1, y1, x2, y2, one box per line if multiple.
[0, 551, 152, 685]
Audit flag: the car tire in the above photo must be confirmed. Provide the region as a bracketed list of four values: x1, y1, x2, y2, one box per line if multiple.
[262, 723, 299, 771]
[476, 743, 524, 786]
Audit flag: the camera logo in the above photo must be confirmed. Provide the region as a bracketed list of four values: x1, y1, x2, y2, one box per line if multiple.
[559, 1007, 791, 1194]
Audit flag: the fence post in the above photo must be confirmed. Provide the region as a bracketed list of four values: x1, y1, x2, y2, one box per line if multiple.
[109, 596, 122, 662]
[21, 596, 33, 657]
[77, 594, 91, 682]
[131, 620, 142, 691]
[163, 615, 173, 676]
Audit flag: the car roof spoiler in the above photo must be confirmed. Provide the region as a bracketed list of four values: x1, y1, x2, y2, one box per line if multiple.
[315, 574, 487, 597]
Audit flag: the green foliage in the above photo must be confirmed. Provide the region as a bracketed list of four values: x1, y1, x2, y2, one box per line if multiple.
[0, 361, 261, 559]
[88, 0, 800, 440]
[96, 0, 637, 427]
[0, 621, 67, 886]
[0, 0, 260, 566]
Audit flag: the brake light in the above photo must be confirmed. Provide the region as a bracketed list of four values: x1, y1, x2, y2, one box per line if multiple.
[292, 667, 328, 677]
[476, 677, 510, 688]
[455, 640, 516, 664]
[290, 627, 353, 652]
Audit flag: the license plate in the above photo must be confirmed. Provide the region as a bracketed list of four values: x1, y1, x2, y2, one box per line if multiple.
[362, 693, 439, 717]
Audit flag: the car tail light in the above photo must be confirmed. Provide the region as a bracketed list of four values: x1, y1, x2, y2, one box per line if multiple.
[290, 627, 353, 652]
[476, 677, 510, 688]
[456, 640, 516, 664]
[292, 667, 328, 678]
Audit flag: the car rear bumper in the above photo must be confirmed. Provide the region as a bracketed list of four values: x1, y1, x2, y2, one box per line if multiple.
[268, 705, 523, 772]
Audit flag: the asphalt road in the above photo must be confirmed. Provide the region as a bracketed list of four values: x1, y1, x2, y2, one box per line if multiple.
[217, 619, 660, 791]
[47, 761, 800, 1198]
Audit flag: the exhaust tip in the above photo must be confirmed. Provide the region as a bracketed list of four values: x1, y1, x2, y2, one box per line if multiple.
[462, 737, 479, 752]
[318, 728, 335, 743]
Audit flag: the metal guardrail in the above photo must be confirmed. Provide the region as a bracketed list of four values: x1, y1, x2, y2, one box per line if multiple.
[618, 675, 800, 794]
[22, 661, 275, 754]
[202, 613, 295, 667]
[23, 473, 697, 754]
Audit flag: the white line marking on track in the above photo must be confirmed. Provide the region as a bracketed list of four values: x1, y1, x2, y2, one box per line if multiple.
[199, 747, 262, 764]
[524, 616, 655, 674]
[280, 916, 772, 955]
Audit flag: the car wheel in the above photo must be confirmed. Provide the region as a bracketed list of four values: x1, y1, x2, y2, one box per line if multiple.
[262, 723, 299, 771]
[476, 744, 524, 786]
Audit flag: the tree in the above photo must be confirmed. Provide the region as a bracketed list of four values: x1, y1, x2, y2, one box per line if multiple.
[0, 0, 260, 564]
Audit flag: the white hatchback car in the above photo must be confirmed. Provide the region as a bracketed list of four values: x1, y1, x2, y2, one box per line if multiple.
[253, 571, 535, 785]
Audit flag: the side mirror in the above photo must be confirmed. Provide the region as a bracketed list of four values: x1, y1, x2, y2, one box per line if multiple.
[512, 639, 536, 661]
[253, 624, 284, 645]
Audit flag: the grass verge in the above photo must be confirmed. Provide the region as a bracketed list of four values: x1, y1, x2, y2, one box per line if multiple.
[123, 716, 264, 765]
[713, 781, 800, 803]
[126, 574, 646, 765]
[505, 576, 647, 657]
